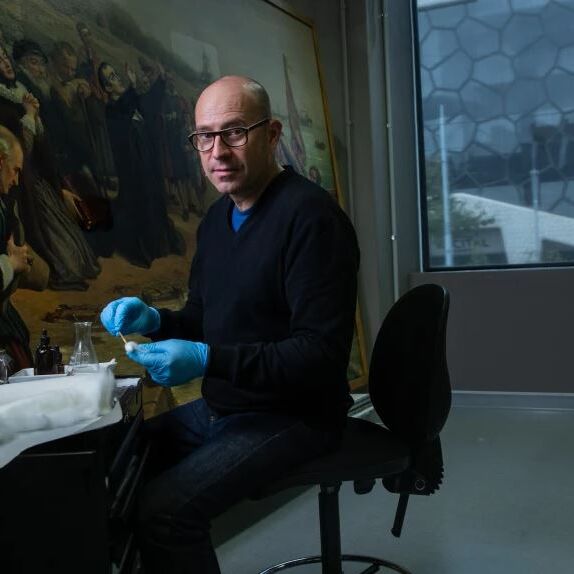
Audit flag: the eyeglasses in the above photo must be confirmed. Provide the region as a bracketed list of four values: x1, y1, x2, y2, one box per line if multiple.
[189, 118, 270, 152]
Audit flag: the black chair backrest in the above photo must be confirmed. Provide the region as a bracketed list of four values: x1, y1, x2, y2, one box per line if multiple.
[369, 284, 451, 447]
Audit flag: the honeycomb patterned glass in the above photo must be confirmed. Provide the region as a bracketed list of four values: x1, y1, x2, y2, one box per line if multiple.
[417, 0, 574, 267]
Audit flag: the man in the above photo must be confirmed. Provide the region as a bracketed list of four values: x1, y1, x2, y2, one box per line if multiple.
[100, 76, 359, 573]
[0, 41, 40, 136]
[0, 125, 43, 370]
[12, 40, 53, 116]
[12, 39, 66, 203]
[12, 38, 63, 176]
[0, 126, 28, 278]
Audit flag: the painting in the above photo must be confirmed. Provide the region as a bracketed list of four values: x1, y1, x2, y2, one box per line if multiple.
[0, 0, 367, 413]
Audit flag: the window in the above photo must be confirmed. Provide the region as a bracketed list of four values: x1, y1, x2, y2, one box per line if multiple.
[415, 0, 574, 268]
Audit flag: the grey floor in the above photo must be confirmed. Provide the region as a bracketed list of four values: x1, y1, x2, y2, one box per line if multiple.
[212, 397, 574, 574]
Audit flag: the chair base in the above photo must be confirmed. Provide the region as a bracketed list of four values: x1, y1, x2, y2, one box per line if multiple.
[258, 553, 412, 574]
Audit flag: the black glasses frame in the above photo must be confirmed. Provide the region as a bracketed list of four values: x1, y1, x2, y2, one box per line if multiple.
[188, 118, 270, 152]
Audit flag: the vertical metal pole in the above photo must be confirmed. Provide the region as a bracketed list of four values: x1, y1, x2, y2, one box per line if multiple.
[530, 140, 540, 261]
[439, 104, 453, 266]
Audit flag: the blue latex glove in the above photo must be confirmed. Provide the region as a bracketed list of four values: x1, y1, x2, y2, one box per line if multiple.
[126, 339, 210, 387]
[100, 297, 160, 336]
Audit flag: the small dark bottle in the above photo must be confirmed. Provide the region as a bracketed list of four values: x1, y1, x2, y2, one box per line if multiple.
[34, 329, 55, 375]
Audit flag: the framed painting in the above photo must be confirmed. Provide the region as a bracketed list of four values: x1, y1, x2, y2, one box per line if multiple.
[1, 0, 367, 413]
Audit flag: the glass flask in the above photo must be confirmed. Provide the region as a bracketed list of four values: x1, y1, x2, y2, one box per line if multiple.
[69, 321, 99, 373]
[0, 347, 13, 384]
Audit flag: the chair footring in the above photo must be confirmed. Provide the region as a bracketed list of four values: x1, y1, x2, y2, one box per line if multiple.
[258, 553, 412, 574]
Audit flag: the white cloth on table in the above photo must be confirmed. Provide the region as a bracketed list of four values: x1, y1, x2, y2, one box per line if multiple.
[0, 375, 141, 469]
[0, 369, 116, 445]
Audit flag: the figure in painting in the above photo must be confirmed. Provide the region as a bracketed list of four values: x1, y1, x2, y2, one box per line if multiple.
[0, 125, 49, 371]
[49, 40, 113, 200]
[0, 40, 101, 291]
[75, 20, 117, 194]
[97, 61, 185, 268]
[160, 75, 201, 220]
[12, 39, 59, 143]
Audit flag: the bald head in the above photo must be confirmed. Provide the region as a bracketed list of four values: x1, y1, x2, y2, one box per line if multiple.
[193, 75, 283, 209]
[0, 125, 21, 161]
[197, 76, 271, 121]
[0, 125, 23, 195]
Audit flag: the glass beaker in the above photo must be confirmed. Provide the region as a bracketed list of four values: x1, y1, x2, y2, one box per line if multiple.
[69, 321, 99, 374]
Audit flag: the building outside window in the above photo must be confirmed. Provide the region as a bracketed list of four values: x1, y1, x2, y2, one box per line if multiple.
[416, 0, 574, 268]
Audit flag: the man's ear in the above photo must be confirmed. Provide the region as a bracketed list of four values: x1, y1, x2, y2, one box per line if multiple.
[268, 118, 282, 147]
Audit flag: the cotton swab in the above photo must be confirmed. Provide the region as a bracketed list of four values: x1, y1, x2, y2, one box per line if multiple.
[124, 341, 139, 353]
[118, 331, 139, 353]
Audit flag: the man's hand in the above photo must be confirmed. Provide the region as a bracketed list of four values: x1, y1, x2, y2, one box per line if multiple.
[7, 236, 32, 274]
[126, 339, 209, 387]
[100, 297, 160, 336]
[21, 93, 40, 117]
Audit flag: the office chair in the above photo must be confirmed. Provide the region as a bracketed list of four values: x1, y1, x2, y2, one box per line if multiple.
[255, 283, 451, 574]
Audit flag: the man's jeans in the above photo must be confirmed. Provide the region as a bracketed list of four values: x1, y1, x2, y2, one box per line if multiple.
[137, 398, 342, 573]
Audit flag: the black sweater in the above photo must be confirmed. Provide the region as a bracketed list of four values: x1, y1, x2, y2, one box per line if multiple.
[154, 168, 360, 427]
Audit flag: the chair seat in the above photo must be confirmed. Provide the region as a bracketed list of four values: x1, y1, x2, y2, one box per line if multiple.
[254, 417, 411, 498]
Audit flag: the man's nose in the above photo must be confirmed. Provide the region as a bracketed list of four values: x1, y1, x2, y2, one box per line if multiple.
[211, 135, 231, 158]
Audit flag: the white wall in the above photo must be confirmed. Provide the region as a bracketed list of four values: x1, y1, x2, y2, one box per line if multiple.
[410, 268, 574, 393]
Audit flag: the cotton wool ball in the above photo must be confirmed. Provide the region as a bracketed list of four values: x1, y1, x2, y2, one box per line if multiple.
[125, 341, 139, 353]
